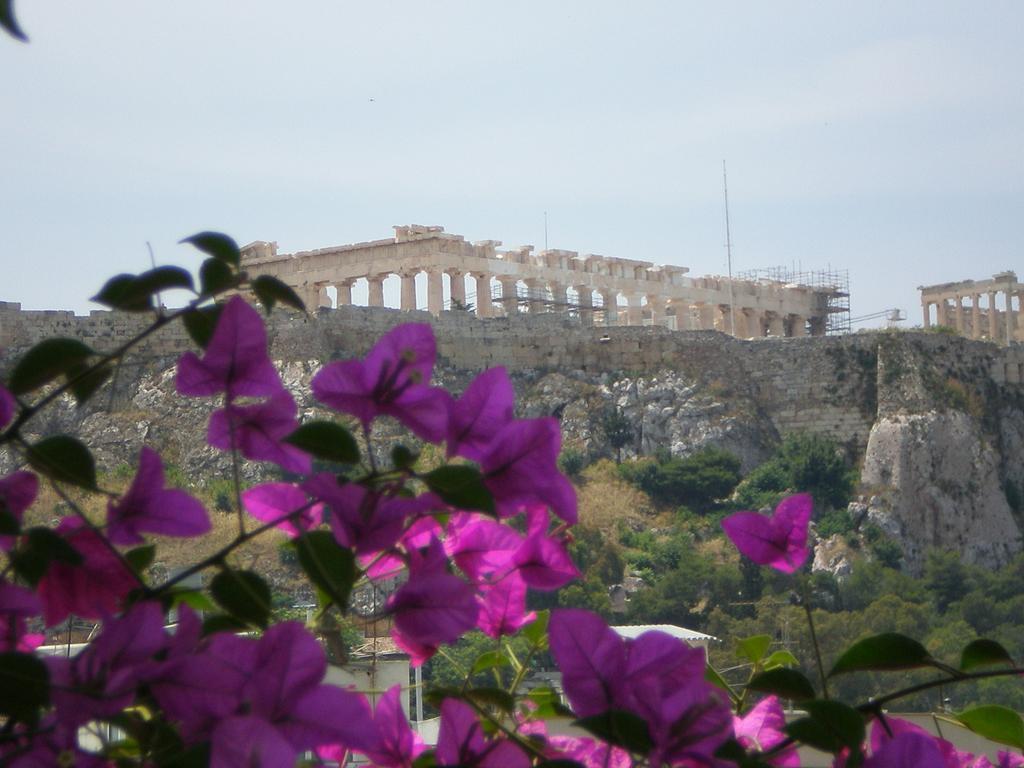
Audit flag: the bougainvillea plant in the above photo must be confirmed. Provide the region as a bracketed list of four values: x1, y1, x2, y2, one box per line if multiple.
[0, 233, 1023, 768]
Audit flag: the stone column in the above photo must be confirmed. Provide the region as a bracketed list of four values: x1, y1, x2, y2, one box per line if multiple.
[671, 301, 691, 330]
[647, 296, 664, 327]
[808, 316, 827, 336]
[716, 305, 734, 335]
[450, 270, 467, 309]
[921, 299, 931, 329]
[600, 289, 618, 325]
[954, 295, 965, 334]
[524, 279, 546, 314]
[367, 275, 386, 308]
[697, 302, 715, 331]
[301, 283, 319, 310]
[988, 291, 999, 341]
[970, 294, 981, 340]
[317, 283, 332, 309]
[549, 282, 566, 308]
[789, 314, 807, 337]
[574, 286, 594, 325]
[1007, 291, 1016, 345]
[426, 270, 444, 315]
[767, 312, 785, 338]
[626, 294, 643, 326]
[936, 298, 949, 327]
[475, 274, 494, 317]
[499, 277, 519, 315]
[399, 272, 417, 311]
[336, 280, 354, 307]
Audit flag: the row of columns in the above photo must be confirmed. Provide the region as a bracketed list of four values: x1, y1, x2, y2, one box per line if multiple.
[303, 271, 816, 338]
[922, 290, 1021, 344]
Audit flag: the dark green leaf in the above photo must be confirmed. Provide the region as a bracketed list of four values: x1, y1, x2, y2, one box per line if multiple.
[471, 649, 511, 675]
[705, 663, 738, 700]
[201, 614, 249, 636]
[166, 589, 217, 613]
[156, 742, 211, 768]
[764, 649, 800, 669]
[181, 231, 241, 268]
[465, 687, 515, 713]
[135, 265, 194, 296]
[124, 544, 156, 574]
[410, 753, 438, 768]
[8, 338, 94, 395]
[252, 275, 305, 313]
[575, 710, 654, 755]
[0, 504, 20, 536]
[737, 634, 773, 665]
[294, 531, 356, 610]
[26, 435, 97, 489]
[785, 700, 864, 755]
[829, 633, 932, 676]
[1, 0, 27, 42]
[93, 274, 152, 312]
[522, 610, 550, 647]
[285, 421, 359, 464]
[199, 258, 236, 296]
[182, 304, 224, 349]
[210, 569, 271, 627]
[0, 652, 49, 724]
[67, 361, 112, 405]
[391, 445, 417, 470]
[714, 739, 776, 768]
[960, 639, 1015, 672]
[956, 705, 1024, 748]
[423, 465, 495, 515]
[747, 667, 816, 701]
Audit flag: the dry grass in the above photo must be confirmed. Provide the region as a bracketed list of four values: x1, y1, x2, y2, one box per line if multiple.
[575, 459, 655, 533]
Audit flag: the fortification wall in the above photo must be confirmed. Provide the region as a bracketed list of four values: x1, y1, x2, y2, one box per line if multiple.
[4, 300, 1024, 452]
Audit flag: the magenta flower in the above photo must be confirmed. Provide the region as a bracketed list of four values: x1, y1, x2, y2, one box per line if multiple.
[868, 717, 961, 768]
[311, 322, 451, 442]
[436, 698, 530, 768]
[359, 685, 427, 768]
[0, 471, 38, 551]
[519, 719, 632, 768]
[176, 295, 281, 399]
[445, 513, 523, 581]
[512, 505, 579, 590]
[734, 696, 799, 767]
[305, 473, 421, 555]
[721, 493, 813, 574]
[476, 571, 535, 638]
[865, 732, 946, 767]
[207, 388, 312, 474]
[0, 579, 43, 652]
[549, 609, 627, 717]
[106, 447, 210, 546]
[37, 517, 138, 626]
[447, 366, 515, 461]
[0, 384, 15, 429]
[387, 538, 478, 666]
[241, 482, 322, 538]
[480, 417, 577, 524]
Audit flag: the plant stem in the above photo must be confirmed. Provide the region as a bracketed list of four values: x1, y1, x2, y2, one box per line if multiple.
[801, 580, 830, 700]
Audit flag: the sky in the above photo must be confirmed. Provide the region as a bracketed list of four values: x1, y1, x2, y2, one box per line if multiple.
[2, 1, 1022, 328]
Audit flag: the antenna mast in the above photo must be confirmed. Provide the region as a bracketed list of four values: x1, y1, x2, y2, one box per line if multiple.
[723, 161, 737, 337]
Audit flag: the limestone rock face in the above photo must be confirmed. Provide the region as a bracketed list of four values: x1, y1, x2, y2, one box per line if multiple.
[860, 411, 1022, 573]
[812, 534, 855, 581]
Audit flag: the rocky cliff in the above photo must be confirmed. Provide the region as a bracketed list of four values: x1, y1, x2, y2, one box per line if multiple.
[2, 305, 1023, 572]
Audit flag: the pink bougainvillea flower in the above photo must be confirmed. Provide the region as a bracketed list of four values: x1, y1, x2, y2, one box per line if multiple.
[387, 538, 478, 666]
[0, 384, 15, 429]
[998, 752, 1024, 768]
[207, 388, 312, 474]
[476, 571, 535, 638]
[241, 482, 322, 538]
[312, 322, 452, 442]
[868, 717, 962, 768]
[37, 517, 138, 626]
[0, 579, 43, 652]
[447, 366, 515, 461]
[305, 473, 421, 555]
[512, 505, 579, 590]
[0, 470, 38, 551]
[549, 609, 627, 717]
[721, 493, 813, 574]
[445, 513, 523, 581]
[734, 696, 799, 767]
[519, 719, 632, 768]
[436, 698, 530, 768]
[358, 684, 426, 768]
[480, 417, 577, 524]
[106, 447, 210, 546]
[865, 731, 946, 767]
[176, 295, 282, 399]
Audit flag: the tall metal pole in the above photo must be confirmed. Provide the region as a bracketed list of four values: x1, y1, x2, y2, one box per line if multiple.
[723, 161, 737, 337]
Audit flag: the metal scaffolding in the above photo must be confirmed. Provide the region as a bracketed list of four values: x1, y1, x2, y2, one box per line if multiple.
[737, 266, 851, 335]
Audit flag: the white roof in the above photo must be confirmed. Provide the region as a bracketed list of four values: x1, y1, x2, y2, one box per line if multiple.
[611, 624, 718, 643]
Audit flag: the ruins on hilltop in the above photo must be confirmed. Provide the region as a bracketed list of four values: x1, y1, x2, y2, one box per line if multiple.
[239, 225, 842, 339]
[920, 271, 1024, 345]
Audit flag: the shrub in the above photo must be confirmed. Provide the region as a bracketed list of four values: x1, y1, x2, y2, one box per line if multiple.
[617, 448, 741, 511]
[558, 447, 588, 479]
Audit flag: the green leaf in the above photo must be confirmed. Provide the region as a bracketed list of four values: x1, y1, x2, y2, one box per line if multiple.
[124, 544, 156, 574]
[575, 710, 654, 755]
[737, 634, 773, 665]
[829, 633, 932, 676]
[135, 265, 194, 296]
[746, 667, 816, 702]
[0, 652, 50, 724]
[960, 638, 1015, 672]
[8, 337, 94, 395]
[182, 304, 224, 349]
[956, 705, 1024, 748]
[167, 589, 217, 612]
[522, 610, 550, 647]
[391, 445, 417, 471]
[26, 435, 97, 489]
[1, 0, 28, 42]
[92, 267, 194, 312]
[66, 361, 112, 405]
[201, 614, 249, 636]
[785, 700, 864, 755]
[199, 258, 236, 296]
[181, 231, 241, 268]
[252, 275, 305, 313]
[210, 569, 271, 627]
[294, 531, 356, 610]
[471, 649, 511, 675]
[0, 504, 21, 536]
[764, 649, 800, 669]
[285, 421, 359, 464]
[465, 687, 515, 713]
[705, 663, 738, 700]
[422, 465, 495, 515]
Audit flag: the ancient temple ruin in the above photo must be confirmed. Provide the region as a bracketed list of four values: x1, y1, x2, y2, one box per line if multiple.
[920, 271, 1023, 345]
[239, 225, 840, 338]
